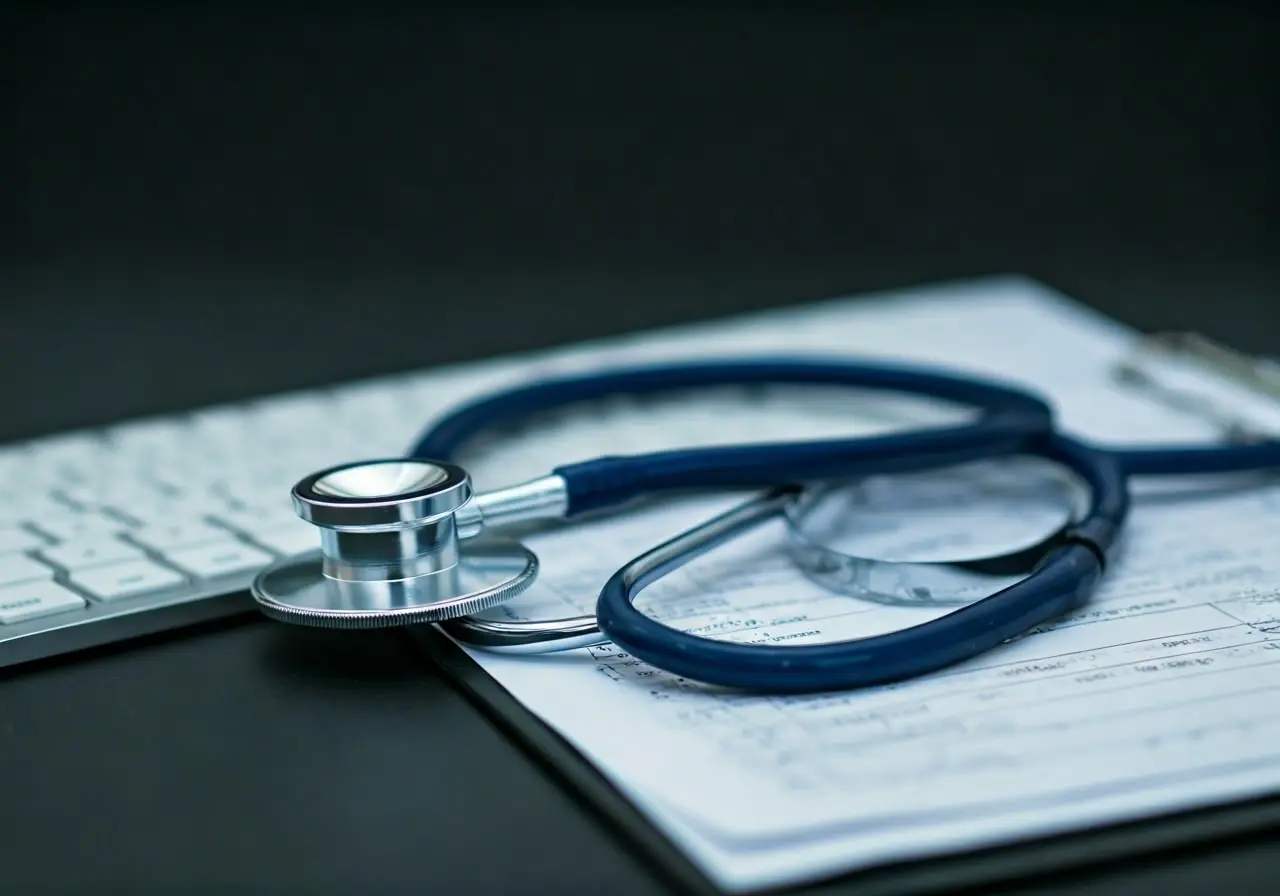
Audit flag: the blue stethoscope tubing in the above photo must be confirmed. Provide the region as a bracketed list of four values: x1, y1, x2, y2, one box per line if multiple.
[409, 357, 1280, 693]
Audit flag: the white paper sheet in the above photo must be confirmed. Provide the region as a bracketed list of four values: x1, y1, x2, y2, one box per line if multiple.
[401, 275, 1280, 891]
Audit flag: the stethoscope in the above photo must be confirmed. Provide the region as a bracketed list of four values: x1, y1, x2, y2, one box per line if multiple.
[250, 355, 1280, 693]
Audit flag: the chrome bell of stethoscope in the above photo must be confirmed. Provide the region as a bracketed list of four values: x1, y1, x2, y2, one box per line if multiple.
[251, 458, 565, 629]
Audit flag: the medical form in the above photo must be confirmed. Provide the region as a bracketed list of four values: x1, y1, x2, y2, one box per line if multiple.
[427, 276, 1280, 891]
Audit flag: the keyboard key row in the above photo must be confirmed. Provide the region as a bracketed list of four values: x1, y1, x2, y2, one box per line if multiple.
[39, 532, 277, 570]
[27, 512, 130, 542]
[5, 498, 314, 552]
[40, 537, 144, 569]
[127, 519, 232, 550]
[0, 539, 280, 626]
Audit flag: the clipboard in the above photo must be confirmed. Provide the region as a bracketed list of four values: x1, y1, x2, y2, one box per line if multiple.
[409, 625, 1280, 895]
[404, 328, 1280, 895]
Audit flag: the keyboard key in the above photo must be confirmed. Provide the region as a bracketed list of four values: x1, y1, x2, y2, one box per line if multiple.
[129, 520, 230, 551]
[70, 559, 187, 602]
[40, 536, 147, 570]
[0, 581, 87, 624]
[0, 554, 55, 586]
[106, 496, 221, 526]
[163, 540, 275, 579]
[224, 519, 316, 557]
[0, 526, 45, 555]
[211, 504, 300, 531]
[27, 512, 131, 542]
[56, 485, 134, 512]
[0, 493, 74, 526]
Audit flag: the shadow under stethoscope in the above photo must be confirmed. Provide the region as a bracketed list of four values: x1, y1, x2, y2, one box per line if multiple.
[255, 619, 441, 690]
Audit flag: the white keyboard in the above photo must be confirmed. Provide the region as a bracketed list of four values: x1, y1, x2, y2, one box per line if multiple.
[0, 364, 515, 667]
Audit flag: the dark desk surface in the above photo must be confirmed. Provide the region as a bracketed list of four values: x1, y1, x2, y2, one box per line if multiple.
[3, 265, 1280, 896]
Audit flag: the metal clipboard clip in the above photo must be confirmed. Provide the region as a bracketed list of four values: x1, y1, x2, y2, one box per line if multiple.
[1111, 331, 1280, 443]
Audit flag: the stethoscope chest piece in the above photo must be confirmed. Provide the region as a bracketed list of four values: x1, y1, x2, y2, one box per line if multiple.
[250, 458, 539, 629]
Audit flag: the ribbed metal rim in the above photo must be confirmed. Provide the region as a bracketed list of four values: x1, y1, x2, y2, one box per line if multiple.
[250, 543, 539, 630]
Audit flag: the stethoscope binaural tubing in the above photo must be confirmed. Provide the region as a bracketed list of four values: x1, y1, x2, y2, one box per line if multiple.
[409, 358, 1060, 514]
[420, 358, 1280, 693]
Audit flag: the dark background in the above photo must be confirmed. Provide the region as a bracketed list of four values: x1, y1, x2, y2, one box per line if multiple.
[3, 2, 1277, 443]
[3, 4, 1279, 894]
